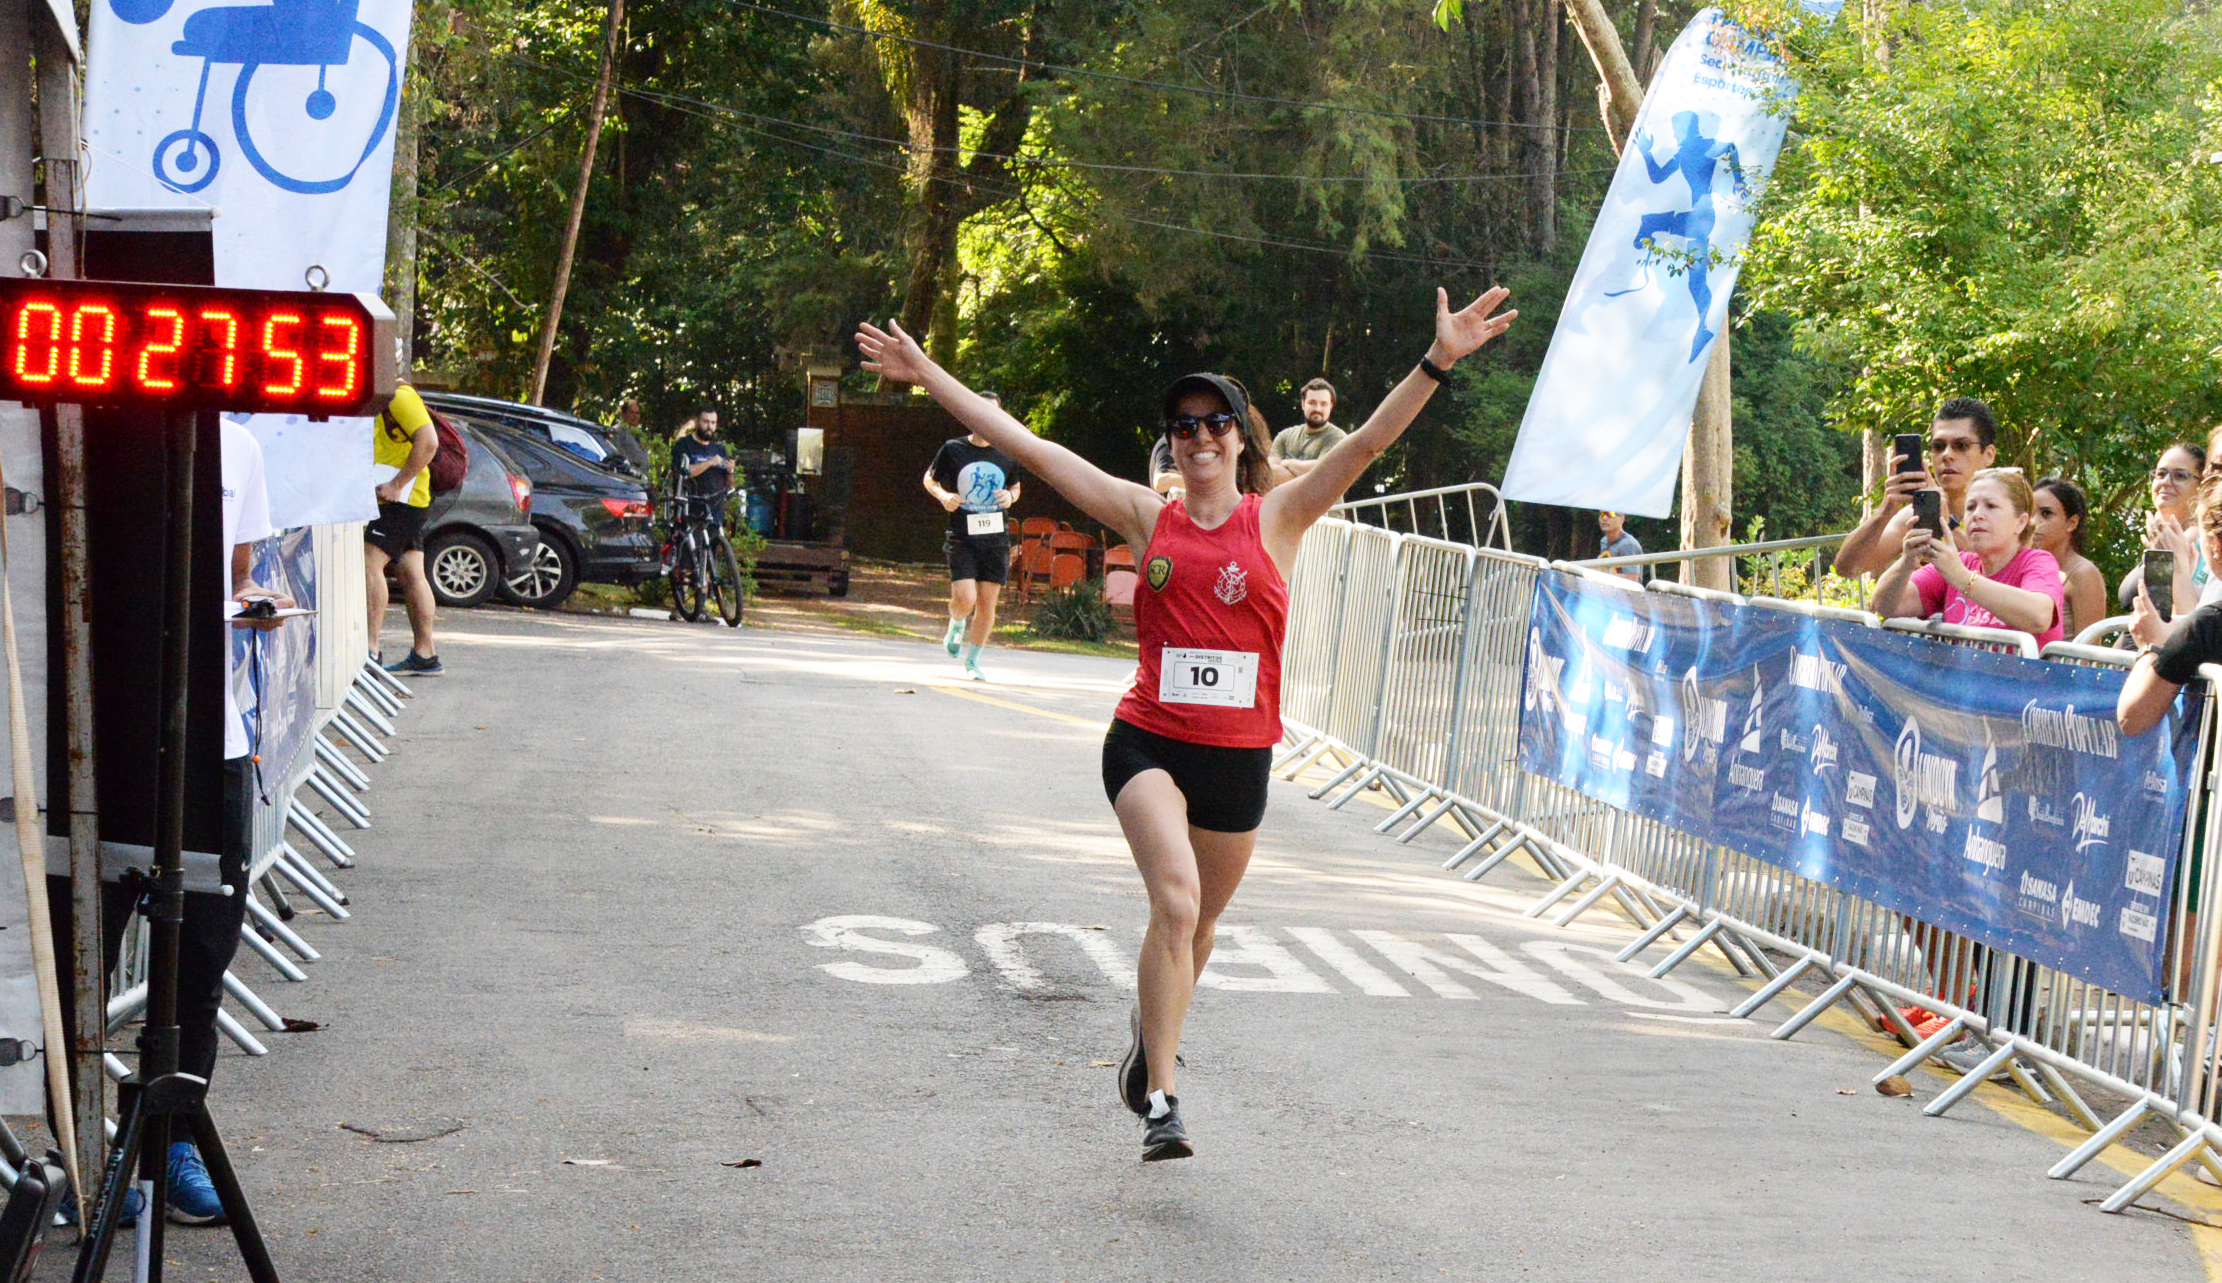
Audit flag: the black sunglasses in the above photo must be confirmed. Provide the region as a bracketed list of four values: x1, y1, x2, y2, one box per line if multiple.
[1165, 412, 1240, 440]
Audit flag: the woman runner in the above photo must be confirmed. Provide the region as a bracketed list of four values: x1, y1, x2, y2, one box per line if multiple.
[856, 286, 1516, 1161]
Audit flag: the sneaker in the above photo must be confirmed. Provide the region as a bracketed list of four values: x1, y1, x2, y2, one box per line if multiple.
[1935, 1035, 2014, 1083]
[1119, 1005, 1149, 1117]
[385, 650, 444, 676]
[960, 643, 987, 682]
[943, 617, 966, 656]
[58, 1185, 144, 1229]
[166, 1140, 227, 1225]
[1141, 1091, 1192, 1162]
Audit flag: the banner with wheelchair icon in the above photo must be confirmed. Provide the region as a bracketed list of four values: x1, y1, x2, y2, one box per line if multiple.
[83, 0, 415, 529]
[1500, 3, 1839, 518]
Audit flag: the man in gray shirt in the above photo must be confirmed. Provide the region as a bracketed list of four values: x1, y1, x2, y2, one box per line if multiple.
[1270, 378, 1347, 476]
[1598, 510, 1645, 581]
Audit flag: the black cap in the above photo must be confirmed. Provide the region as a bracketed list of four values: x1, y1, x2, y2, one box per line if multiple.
[1161, 373, 1250, 427]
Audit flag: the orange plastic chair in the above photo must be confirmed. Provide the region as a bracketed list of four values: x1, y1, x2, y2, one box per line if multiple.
[1049, 552, 1087, 590]
[1048, 530, 1094, 556]
[1019, 517, 1057, 544]
[1018, 540, 1057, 599]
[1105, 544, 1136, 571]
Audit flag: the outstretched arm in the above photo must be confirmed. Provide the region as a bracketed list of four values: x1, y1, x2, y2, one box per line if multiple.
[857, 321, 1160, 551]
[1633, 132, 1674, 183]
[1258, 287, 1517, 570]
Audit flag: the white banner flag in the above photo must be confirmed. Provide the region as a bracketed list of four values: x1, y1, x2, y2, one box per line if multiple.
[1501, 4, 1839, 517]
[83, 0, 415, 528]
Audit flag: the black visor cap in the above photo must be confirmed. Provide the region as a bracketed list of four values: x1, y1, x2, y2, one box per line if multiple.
[1162, 373, 1250, 430]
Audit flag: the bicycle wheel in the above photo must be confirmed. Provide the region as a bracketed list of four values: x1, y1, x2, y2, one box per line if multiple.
[670, 532, 706, 622]
[708, 535, 744, 628]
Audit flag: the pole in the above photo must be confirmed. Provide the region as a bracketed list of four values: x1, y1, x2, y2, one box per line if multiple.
[526, 0, 623, 406]
[32, 8, 106, 1207]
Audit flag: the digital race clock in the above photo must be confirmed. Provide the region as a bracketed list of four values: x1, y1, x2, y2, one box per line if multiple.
[0, 277, 396, 417]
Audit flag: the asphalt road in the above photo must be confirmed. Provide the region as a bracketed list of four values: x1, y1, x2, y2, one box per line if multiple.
[88, 608, 2213, 1281]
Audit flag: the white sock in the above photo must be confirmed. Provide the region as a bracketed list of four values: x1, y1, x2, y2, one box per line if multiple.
[1147, 1089, 1171, 1119]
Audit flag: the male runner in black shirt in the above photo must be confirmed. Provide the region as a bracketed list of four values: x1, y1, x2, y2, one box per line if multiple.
[925, 403, 1022, 680]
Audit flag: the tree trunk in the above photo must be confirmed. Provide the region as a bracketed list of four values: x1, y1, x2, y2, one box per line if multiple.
[1528, 1, 1559, 254]
[384, 69, 421, 369]
[1631, 0, 1658, 83]
[528, 0, 623, 407]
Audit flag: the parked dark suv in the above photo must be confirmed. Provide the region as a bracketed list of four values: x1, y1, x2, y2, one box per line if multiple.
[438, 412, 658, 609]
[419, 420, 540, 608]
[419, 391, 649, 479]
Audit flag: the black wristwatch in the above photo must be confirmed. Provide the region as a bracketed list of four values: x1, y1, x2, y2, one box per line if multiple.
[1417, 355, 1453, 385]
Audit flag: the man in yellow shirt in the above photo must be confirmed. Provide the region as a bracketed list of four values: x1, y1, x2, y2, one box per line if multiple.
[366, 383, 443, 675]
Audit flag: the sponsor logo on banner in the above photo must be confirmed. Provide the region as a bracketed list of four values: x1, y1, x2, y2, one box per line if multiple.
[1809, 725, 1838, 776]
[2018, 871, 2098, 926]
[2070, 793, 2111, 854]
[1770, 793, 1798, 831]
[2145, 768, 2170, 797]
[2021, 700, 2120, 760]
[1679, 669, 1726, 763]
[1847, 771, 1875, 809]
[1800, 797, 1830, 838]
[1790, 651, 1846, 695]
[1892, 718, 1960, 831]
[1615, 744, 1638, 774]
[2125, 851, 2167, 898]
[1842, 815, 1870, 847]
[1589, 734, 1617, 771]
[1778, 727, 1808, 754]
[2027, 796, 2066, 829]
[1738, 672, 1765, 754]
[2120, 902, 2160, 944]
[1649, 714, 1675, 747]
[1645, 751, 1668, 778]
[1602, 615, 1656, 652]
[1974, 731, 2005, 826]
[1525, 629, 1585, 736]
[2059, 881, 2101, 931]
[1964, 828, 2007, 873]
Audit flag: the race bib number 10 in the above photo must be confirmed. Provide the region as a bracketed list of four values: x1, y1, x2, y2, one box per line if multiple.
[966, 511, 1006, 536]
[1159, 647, 1260, 708]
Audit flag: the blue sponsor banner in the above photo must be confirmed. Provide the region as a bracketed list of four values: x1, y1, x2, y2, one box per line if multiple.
[1518, 571, 2199, 1004]
[235, 527, 320, 800]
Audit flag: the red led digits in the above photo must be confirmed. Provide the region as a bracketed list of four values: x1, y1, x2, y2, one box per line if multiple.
[260, 312, 305, 397]
[0, 280, 387, 414]
[138, 307, 186, 391]
[11, 301, 62, 386]
[66, 304, 119, 389]
[313, 313, 362, 402]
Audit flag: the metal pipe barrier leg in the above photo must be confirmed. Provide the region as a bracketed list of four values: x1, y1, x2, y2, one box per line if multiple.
[1374, 789, 1436, 835]
[331, 708, 388, 761]
[1771, 972, 1859, 1041]
[1729, 955, 1816, 1019]
[1523, 869, 1597, 919]
[345, 686, 398, 737]
[277, 844, 351, 906]
[356, 671, 404, 718]
[1397, 796, 1462, 844]
[309, 768, 371, 830]
[221, 971, 286, 1033]
[1327, 767, 1391, 811]
[1275, 740, 1337, 782]
[236, 922, 308, 982]
[1463, 833, 1539, 883]
[1442, 822, 1507, 872]
[271, 853, 351, 920]
[1306, 758, 1367, 801]
[288, 800, 358, 867]
[315, 733, 373, 792]
[2100, 1130, 2214, 1213]
[366, 655, 412, 698]
[2031, 1062, 2103, 1133]
[257, 873, 297, 922]
[1616, 904, 1692, 962]
[214, 1007, 269, 1057]
[1649, 918, 1729, 980]
[245, 894, 319, 961]
[2050, 1101, 2152, 1180]
[1549, 874, 1623, 929]
[1873, 1017, 1969, 1083]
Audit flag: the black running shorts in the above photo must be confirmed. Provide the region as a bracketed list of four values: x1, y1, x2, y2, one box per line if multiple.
[945, 532, 1011, 585]
[365, 501, 429, 560]
[1101, 718, 1271, 833]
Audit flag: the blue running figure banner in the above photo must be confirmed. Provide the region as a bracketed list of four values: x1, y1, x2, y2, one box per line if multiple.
[1501, 3, 1840, 516]
[1517, 571, 2200, 1005]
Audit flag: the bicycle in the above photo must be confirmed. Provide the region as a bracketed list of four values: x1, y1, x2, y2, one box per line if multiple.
[663, 489, 744, 628]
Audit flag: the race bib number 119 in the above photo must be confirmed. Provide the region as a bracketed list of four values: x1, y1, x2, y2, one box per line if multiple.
[1159, 647, 1260, 708]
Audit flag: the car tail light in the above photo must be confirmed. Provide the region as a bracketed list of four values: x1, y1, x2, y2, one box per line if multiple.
[508, 472, 532, 514]
[600, 497, 652, 520]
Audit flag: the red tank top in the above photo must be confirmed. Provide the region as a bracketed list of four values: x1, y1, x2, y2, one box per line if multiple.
[1115, 493, 1289, 748]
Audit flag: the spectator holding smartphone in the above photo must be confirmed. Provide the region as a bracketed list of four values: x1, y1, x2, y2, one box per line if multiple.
[2121, 472, 2222, 736]
[2117, 442, 2208, 620]
[1834, 398, 1999, 579]
[2030, 478, 2108, 641]
[1872, 467, 2065, 646]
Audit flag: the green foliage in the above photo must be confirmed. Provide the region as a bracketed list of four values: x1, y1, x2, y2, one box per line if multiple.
[1028, 579, 1116, 643]
[1739, 0, 2222, 574]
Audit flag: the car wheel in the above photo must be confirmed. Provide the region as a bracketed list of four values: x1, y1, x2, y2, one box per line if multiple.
[500, 535, 578, 610]
[425, 530, 501, 608]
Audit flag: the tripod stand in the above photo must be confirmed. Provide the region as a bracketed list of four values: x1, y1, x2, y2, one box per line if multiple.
[71, 410, 278, 1283]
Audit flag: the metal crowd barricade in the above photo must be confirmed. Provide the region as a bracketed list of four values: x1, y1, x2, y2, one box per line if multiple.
[1276, 511, 2222, 1213]
[1332, 481, 1513, 550]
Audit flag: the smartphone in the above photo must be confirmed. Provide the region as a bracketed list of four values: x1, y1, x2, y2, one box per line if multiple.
[1893, 433, 1925, 476]
[1912, 489, 1944, 540]
[2144, 549, 2176, 620]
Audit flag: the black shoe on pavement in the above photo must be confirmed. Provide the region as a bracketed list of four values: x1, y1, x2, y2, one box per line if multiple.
[1141, 1092, 1192, 1162]
[1119, 1004, 1149, 1117]
[385, 650, 444, 676]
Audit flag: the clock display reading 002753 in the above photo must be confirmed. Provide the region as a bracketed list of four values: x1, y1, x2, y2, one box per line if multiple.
[0, 277, 395, 418]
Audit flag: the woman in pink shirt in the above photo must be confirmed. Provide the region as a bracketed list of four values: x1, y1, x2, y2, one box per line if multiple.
[1873, 467, 2066, 647]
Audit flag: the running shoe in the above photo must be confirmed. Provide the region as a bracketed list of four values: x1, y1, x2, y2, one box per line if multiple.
[58, 1185, 143, 1229]
[943, 617, 965, 656]
[1935, 1035, 2014, 1083]
[1119, 1004, 1149, 1116]
[1141, 1091, 1192, 1162]
[965, 656, 987, 682]
[166, 1140, 227, 1225]
[385, 650, 445, 676]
